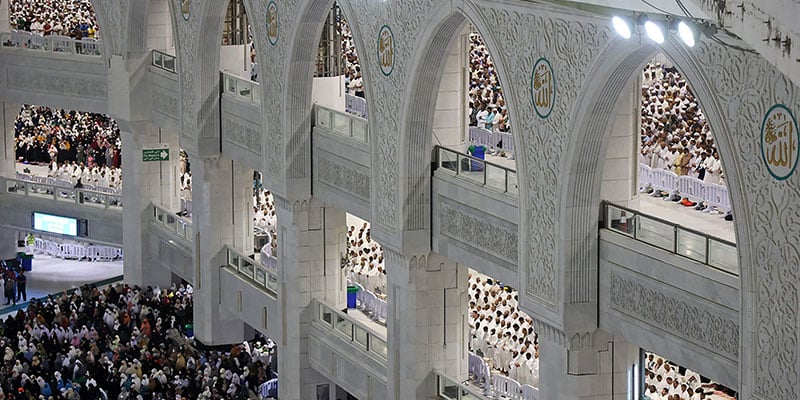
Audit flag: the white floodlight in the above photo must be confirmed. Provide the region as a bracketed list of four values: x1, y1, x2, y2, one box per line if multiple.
[612, 16, 632, 39]
[644, 20, 665, 44]
[677, 20, 697, 47]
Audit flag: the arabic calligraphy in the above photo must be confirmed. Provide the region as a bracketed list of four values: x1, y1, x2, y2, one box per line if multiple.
[378, 25, 394, 76]
[531, 57, 555, 119]
[762, 104, 800, 180]
[267, 1, 278, 45]
[180, 0, 190, 21]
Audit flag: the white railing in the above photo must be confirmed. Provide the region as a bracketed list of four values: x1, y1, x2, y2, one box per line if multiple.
[224, 245, 278, 298]
[444, 354, 539, 400]
[222, 71, 261, 105]
[4, 176, 122, 210]
[312, 298, 388, 361]
[314, 104, 369, 143]
[604, 201, 738, 275]
[347, 279, 387, 326]
[345, 93, 367, 118]
[31, 237, 122, 262]
[639, 163, 731, 213]
[435, 146, 518, 196]
[151, 204, 193, 244]
[469, 127, 514, 159]
[152, 50, 177, 74]
[1, 31, 103, 56]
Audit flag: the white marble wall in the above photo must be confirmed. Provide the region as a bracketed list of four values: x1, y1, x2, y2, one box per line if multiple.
[1, 101, 19, 178]
[0, 0, 8, 33]
[432, 26, 468, 148]
[276, 199, 347, 399]
[600, 76, 639, 206]
[385, 251, 468, 398]
[146, 0, 174, 52]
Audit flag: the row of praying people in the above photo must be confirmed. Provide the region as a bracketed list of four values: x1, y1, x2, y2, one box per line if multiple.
[643, 353, 737, 400]
[10, 0, 100, 40]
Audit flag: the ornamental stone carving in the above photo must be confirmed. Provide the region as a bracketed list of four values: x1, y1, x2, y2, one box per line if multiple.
[316, 156, 370, 202]
[7, 67, 107, 98]
[439, 201, 518, 265]
[474, 4, 611, 309]
[224, 117, 263, 155]
[152, 89, 179, 119]
[609, 272, 739, 359]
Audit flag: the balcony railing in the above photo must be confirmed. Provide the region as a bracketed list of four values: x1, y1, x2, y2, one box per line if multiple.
[223, 245, 278, 298]
[603, 201, 738, 276]
[152, 50, 177, 74]
[314, 104, 368, 143]
[312, 299, 388, 361]
[222, 71, 261, 105]
[435, 370, 489, 400]
[151, 204, 193, 244]
[1, 31, 103, 56]
[3, 176, 122, 210]
[433, 146, 518, 196]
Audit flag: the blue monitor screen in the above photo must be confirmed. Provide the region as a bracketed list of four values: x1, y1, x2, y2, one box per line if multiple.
[33, 212, 78, 236]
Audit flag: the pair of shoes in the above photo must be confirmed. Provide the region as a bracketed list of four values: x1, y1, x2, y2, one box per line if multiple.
[724, 212, 733, 221]
[680, 198, 697, 207]
[668, 194, 681, 202]
[651, 190, 665, 197]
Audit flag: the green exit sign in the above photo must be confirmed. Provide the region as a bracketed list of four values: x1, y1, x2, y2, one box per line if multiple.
[143, 148, 170, 162]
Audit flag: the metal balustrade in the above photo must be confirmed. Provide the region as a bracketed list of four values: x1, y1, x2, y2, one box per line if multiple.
[152, 50, 177, 74]
[3, 176, 122, 210]
[314, 104, 369, 143]
[1, 31, 103, 56]
[151, 204, 193, 244]
[435, 370, 490, 400]
[434, 145, 518, 196]
[603, 201, 738, 276]
[222, 71, 261, 105]
[312, 299, 388, 361]
[223, 245, 278, 298]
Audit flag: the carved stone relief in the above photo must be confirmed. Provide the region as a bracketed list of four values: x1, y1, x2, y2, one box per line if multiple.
[152, 89, 179, 119]
[7, 67, 107, 98]
[316, 156, 370, 202]
[224, 116, 264, 155]
[438, 200, 518, 265]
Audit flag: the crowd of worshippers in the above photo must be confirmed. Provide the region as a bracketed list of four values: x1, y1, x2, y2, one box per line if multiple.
[639, 63, 725, 186]
[15, 105, 121, 186]
[9, 0, 99, 40]
[344, 222, 385, 295]
[643, 353, 737, 400]
[340, 19, 364, 98]
[468, 273, 538, 389]
[253, 173, 278, 258]
[0, 282, 279, 399]
[468, 33, 511, 138]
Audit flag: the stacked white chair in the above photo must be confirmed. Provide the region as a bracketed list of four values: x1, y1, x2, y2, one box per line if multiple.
[640, 163, 731, 212]
[521, 384, 539, 400]
[491, 374, 522, 399]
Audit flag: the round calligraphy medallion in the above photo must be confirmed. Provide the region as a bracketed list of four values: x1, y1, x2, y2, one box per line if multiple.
[180, 0, 191, 21]
[267, 1, 278, 46]
[761, 104, 799, 181]
[530, 57, 556, 119]
[377, 25, 395, 76]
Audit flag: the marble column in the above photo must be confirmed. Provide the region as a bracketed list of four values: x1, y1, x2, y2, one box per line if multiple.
[275, 197, 347, 400]
[121, 123, 180, 289]
[384, 249, 469, 399]
[538, 330, 638, 400]
[1, 101, 20, 178]
[190, 156, 252, 345]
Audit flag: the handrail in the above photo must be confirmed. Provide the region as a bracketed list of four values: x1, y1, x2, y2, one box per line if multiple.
[432, 145, 518, 195]
[313, 104, 369, 143]
[434, 369, 490, 399]
[151, 204, 193, 244]
[222, 245, 278, 298]
[311, 298, 388, 361]
[151, 49, 177, 74]
[221, 71, 261, 105]
[1, 31, 103, 57]
[602, 201, 738, 276]
[3, 176, 122, 210]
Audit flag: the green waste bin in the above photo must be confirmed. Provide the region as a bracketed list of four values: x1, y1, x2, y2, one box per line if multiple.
[347, 285, 358, 308]
[184, 323, 194, 337]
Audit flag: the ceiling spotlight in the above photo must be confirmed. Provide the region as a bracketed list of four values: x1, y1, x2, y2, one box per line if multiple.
[644, 20, 665, 44]
[677, 21, 697, 47]
[612, 16, 632, 39]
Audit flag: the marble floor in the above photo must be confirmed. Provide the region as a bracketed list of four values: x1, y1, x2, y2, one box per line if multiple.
[0, 254, 123, 317]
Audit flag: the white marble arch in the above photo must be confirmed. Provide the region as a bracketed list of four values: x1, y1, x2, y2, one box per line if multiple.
[396, 1, 521, 251]
[280, 0, 372, 198]
[562, 33, 800, 400]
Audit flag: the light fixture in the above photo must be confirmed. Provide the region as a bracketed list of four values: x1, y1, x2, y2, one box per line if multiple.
[644, 20, 665, 44]
[677, 20, 697, 47]
[612, 16, 632, 39]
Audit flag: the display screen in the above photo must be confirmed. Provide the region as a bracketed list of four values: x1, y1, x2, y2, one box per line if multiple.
[32, 212, 78, 236]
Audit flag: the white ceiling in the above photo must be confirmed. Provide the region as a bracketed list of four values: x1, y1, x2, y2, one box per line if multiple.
[563, 0, 711, 19]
